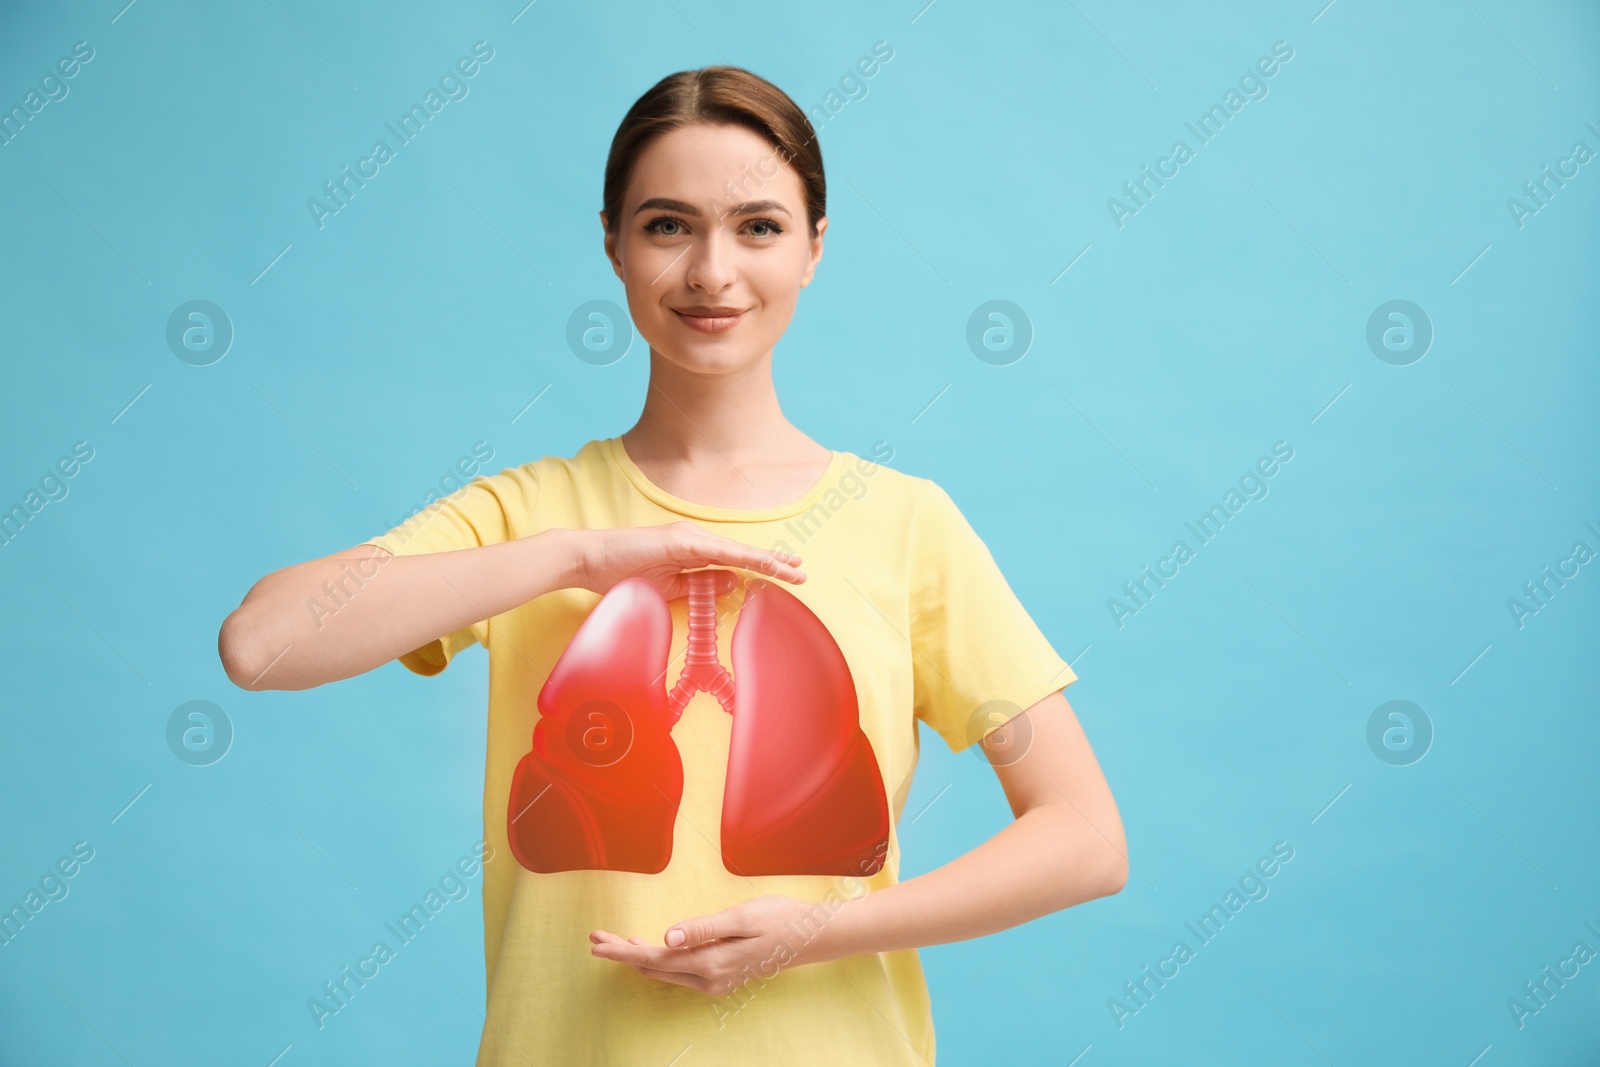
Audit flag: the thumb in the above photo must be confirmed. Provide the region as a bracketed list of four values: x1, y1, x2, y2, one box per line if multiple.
[666, 912, 731, 948]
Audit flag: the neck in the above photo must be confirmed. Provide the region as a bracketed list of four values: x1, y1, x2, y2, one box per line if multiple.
[622, 345, 805, 464]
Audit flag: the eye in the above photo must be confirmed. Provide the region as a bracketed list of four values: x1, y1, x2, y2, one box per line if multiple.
[644, 216, 686, 236]
[746, 218, 784, 238]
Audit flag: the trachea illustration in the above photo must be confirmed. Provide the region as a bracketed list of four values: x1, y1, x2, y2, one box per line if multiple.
[666, 571, 735, 722]
[505, 570, 890, 878]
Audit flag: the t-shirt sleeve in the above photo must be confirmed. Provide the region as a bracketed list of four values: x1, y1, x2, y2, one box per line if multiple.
[358, 468, 532, 676]
[908, 481, 1077, 753]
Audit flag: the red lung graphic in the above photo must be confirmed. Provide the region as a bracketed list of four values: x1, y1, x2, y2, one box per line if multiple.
[505, 580, 682, 874]
[722, 578, 890, 877]
[505, 570, 889, 878]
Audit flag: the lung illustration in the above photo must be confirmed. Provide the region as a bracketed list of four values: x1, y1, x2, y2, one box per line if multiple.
[722, 578, 890, 877]
[505, 579, 682, 874]
[504, 570, 889, 878]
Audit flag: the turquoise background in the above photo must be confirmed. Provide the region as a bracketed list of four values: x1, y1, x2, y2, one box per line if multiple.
[2, 0, 1597, 1063]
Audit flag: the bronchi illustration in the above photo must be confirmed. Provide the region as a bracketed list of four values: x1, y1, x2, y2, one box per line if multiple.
[506, 569, 890, 878]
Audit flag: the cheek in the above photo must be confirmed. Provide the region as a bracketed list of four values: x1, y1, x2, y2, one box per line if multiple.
[616, 246, 677, 312]
[750, 248, 810, 304]
[619, 237, 670, 281]
[619, 286, 667, 347]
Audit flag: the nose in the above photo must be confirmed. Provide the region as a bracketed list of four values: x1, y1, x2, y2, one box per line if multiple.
[682, 212, 737, 293]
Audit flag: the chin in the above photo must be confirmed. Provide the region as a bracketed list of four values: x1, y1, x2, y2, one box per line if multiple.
[672, 349, 763, 374]
[644, 317, 762, 362]
[653, 338, 766, 375]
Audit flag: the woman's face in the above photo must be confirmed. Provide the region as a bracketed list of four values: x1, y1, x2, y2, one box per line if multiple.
[603, 122, 826, 374]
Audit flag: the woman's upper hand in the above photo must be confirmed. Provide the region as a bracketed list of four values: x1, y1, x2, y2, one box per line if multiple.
[589, 893, 833, 997]
[569, 521, 806, 600]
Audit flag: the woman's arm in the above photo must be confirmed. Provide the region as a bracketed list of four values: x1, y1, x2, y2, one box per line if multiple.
[590, 688, 1127, 993]
[803, 688, 1127, 962]
[217, 522, 807, 692]
[217, 531, 585, 692]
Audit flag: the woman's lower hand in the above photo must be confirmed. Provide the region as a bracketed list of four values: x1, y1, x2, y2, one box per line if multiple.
[588, 894, 831, 996]
[568, 522, 805, 600]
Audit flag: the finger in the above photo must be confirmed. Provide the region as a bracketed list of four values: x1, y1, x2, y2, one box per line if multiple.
[698, 542, 806, 585]
[589, 941, 706, 989]
[684, 529, 802, 569]
[671, 549, 804, 588]
[592, 940, 678, 968]
[666, 911, 739, 949]
[630, 963, 713, 994]
[589, 929, 626, 945]
[750, 557, 806, 583]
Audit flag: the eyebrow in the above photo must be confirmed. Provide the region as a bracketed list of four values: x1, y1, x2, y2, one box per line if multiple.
[633, 197, 792, 218]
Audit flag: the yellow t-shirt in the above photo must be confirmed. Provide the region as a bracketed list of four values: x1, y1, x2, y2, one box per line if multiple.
[361, 436, 1076, 1066]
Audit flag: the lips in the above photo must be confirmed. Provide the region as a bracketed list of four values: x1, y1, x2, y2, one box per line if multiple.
[673, 307, 746, 334]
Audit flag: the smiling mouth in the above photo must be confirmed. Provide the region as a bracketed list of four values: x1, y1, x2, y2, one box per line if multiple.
[673, 308, 746, 334]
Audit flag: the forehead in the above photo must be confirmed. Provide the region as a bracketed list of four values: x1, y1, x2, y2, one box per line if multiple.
[627, 123, 805, 206]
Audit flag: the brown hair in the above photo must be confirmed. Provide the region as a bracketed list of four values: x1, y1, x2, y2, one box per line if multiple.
[603, 66, 825, 237]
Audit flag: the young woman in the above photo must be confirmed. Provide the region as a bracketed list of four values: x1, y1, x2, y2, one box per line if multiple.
[219, 65, 1127, 1066]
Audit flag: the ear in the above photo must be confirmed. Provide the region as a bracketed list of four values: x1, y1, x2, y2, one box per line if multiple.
[600, 211, 623, 281]
[798, 215, 827, 288]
